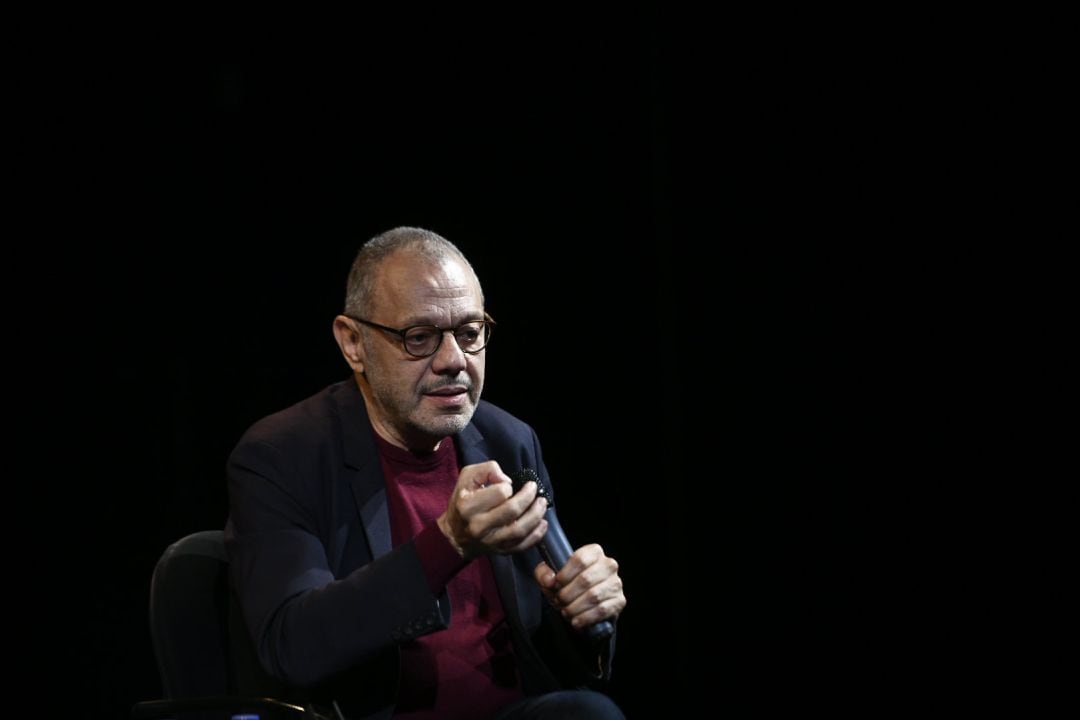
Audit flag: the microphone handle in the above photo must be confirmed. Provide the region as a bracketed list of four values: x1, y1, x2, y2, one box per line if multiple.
[542, 511, 614, 642]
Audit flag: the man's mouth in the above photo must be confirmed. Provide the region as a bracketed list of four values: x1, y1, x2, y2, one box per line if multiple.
[425, 385, 468, 397]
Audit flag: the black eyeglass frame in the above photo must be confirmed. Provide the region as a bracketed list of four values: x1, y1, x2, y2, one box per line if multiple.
[345, 312, 496, 358]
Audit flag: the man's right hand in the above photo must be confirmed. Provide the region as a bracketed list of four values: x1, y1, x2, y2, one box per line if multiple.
[436, 460, 549, 561]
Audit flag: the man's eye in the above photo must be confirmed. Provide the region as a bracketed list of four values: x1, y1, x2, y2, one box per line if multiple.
[457, 328, 481, 343]
[405, 329, 436, 345]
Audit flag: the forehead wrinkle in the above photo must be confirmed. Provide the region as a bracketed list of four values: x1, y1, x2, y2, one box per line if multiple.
[400, 299, 484, 328]
[421, 282, 475, 298]
[373, 254, 483, 322]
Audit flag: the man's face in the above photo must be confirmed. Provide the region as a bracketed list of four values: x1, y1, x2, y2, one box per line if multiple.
[357, 252, 486, 450]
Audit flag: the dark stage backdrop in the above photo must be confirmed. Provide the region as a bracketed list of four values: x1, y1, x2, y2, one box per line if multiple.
[30, 8, 972, 718]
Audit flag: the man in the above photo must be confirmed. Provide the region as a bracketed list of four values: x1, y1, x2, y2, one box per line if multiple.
[225, 227, 627, 719]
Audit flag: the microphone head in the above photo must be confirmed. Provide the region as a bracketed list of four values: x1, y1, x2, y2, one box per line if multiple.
[510, 467, 554, 508]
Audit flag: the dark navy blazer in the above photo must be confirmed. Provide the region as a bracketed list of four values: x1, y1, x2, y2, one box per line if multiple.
[224, 379, 612, 718]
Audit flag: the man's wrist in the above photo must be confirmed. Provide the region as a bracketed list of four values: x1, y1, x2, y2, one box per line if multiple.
[436, 513, 467, 559]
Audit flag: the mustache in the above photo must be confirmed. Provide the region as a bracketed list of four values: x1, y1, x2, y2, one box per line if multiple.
[421, 377, 473, 393]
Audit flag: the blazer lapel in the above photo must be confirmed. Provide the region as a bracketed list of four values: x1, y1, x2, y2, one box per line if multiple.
[354, 466, 392, 560]
[456, 423, 542, 631]
[333, 379, 393, 560]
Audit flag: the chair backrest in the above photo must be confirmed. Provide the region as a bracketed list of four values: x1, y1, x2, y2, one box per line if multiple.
[135, 531, 326, 720]
[148, 530, 233, 698]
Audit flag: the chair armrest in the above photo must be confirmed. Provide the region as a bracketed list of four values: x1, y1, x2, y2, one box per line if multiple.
[131, 695, 332, 719]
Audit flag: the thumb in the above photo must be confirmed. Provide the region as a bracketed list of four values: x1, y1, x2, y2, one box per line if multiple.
[533, 561, 557, 590]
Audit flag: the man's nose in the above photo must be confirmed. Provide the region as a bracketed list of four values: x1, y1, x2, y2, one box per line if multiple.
[430, 329, 468, 373]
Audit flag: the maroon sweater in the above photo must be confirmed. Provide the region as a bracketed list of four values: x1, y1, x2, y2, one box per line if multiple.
[375, 434, 524, 719]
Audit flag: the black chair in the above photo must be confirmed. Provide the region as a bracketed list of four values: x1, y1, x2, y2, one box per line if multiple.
[131, 530, 335, 720]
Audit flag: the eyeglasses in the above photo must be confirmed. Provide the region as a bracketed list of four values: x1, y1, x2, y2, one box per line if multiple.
[346, 313, 495, 358]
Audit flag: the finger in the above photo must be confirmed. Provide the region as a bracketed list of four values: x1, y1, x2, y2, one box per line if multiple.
[556, 554, 619, 607]
[554, 543, 606, 587]
[457, 480, 514, 516]
[469, 460, 514, 489]
[495, 513, 549, 555]
[566, 594, 626, 630]
[533, 561, 557, 590]
[485, 494, 548, 549]
[457, 460, 512, 492]
[559, 574, 626, 629]
[467, 481, 540, 534]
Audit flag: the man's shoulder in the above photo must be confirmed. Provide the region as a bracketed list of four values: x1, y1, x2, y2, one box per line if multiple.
[235, 380, 355, 450]
[470, 400, 536, 443]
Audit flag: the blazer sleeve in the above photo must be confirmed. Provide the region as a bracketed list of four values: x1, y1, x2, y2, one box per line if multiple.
[225, 436, 449, 689]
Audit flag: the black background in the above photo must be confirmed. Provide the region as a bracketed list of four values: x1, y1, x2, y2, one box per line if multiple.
[24, 6, 987, 717]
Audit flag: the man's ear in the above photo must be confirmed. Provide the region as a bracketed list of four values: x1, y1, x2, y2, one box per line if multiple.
[332, 315, 365, 372]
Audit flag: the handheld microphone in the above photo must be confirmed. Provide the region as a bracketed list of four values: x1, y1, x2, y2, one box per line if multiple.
[511, 468, 614, 642]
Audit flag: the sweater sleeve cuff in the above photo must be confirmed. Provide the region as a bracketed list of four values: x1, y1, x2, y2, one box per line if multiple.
[413, 521, 469, 594]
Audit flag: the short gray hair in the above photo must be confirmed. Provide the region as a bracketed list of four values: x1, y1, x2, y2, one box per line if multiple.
[343, 226, 481, 317]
